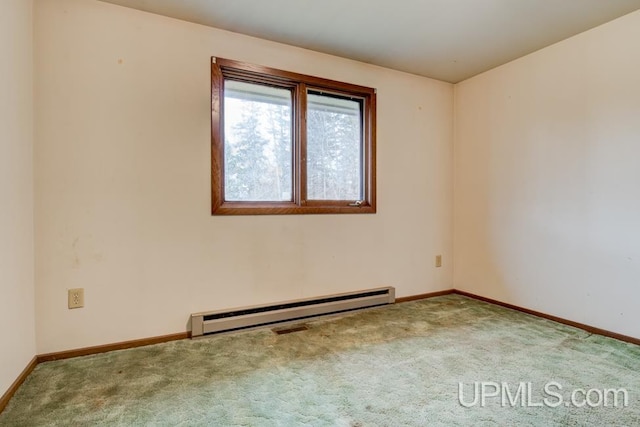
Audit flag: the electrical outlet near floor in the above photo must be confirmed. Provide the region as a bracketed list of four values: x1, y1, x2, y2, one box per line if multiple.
[68, 288, 84, 309]
[435, 255, 442, 268]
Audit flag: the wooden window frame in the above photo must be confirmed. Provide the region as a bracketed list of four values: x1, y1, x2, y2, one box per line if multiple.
[211, 57, 376, 215]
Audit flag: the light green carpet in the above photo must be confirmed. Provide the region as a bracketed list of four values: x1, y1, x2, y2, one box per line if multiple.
[1, 295, 639, 426]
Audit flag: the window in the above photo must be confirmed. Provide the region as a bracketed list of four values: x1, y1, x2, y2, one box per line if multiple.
[211, 57, 376, 215]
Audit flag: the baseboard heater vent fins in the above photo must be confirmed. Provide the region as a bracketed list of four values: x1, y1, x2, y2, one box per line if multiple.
[190, 286, 395, 338]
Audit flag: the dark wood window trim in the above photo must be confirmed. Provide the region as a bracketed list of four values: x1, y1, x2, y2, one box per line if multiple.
[211, 57, 376, 215]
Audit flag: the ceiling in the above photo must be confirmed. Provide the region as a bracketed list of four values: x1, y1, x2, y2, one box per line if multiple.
[98, 0, 640, 83]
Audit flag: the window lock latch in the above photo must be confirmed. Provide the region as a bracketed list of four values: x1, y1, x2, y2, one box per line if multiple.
[349, 200, 364, 207]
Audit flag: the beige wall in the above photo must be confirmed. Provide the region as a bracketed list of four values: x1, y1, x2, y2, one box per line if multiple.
[454, 11, 640, 337]
[34, 0, 453, 354]
[0, 0, 36, 395]
[7, 0, 639, 376]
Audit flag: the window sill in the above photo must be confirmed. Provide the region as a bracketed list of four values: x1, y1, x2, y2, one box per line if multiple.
[212, 202, 376, 216]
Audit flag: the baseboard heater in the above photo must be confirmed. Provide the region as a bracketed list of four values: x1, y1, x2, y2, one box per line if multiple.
[191, 286, 395, 338]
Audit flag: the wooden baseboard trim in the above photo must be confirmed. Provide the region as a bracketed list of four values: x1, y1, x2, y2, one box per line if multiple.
[395, 289, 455, 303]
[453, 289, 640, 346]
[394, 288, 640, 345]
[0, 356, 38, 415]
[37, 332, 190, 363]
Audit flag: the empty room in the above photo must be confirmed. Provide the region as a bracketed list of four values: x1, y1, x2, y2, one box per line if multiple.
[2, 0, 640, 425]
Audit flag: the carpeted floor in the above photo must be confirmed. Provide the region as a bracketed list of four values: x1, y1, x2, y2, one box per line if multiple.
[1, 294, 639, 426]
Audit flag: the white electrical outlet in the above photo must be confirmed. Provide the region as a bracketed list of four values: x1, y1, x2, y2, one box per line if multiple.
[68, 288, 84, 309]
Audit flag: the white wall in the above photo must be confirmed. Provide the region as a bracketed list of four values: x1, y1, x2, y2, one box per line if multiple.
[34, 0, 453, 354]
[454, 11, 640, 338]
[0, 0, 36, 396]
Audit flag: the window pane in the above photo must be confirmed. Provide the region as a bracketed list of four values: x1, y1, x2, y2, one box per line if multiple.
[307, 92, 363, 201]
[224, 80, 292, 201]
